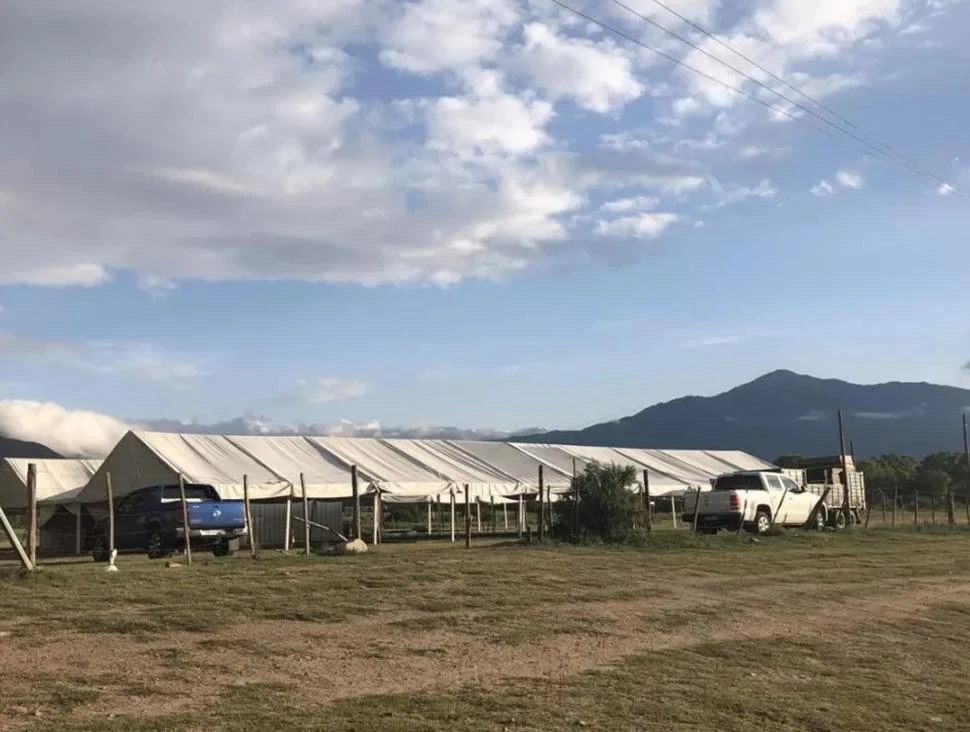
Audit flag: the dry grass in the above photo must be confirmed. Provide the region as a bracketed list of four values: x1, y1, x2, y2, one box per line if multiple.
[2, 528, 970, 730]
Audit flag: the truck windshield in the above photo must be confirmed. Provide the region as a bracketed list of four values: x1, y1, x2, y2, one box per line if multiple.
[161, 485, 217, 502]
[714, 474, 765, 491]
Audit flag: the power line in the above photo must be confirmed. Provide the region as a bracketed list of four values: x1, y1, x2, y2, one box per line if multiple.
[605, 0, 957, 194]
[544, 0, 963, 198]
[619, 0, 952, 190]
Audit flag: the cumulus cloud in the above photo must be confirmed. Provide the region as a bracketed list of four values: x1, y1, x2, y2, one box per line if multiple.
[812, 168, 865, 196]
[600, 196, 659, 213]
[595, 212, 680, 239]
[938, 182, 956, 196]
[0, 400, 129, 457]
[812, 180, 836, 196]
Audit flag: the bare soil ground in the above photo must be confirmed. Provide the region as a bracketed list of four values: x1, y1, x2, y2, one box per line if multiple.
[3, 529, 970, 731]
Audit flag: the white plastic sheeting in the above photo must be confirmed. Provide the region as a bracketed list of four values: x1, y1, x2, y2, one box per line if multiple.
[68, 429, 774, 505]
[0, 458, 103, 508]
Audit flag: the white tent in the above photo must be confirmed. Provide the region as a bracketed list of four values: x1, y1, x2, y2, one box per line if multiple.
[380, 439, 520, 500]
[308, 437, 452, 503]
[448, 440, 573, 495]
[75, 431, 292, 503]
[226, 435, 356, 499]
[0, 458, 103, 509]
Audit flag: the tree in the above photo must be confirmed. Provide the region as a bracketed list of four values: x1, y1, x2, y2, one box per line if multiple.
[554, 462, 641, 544]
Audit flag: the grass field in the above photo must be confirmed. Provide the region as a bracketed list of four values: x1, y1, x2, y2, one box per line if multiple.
[2, 528, 970, 731]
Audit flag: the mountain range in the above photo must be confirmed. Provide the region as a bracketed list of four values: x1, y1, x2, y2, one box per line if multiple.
[0, 436, 61, 459]
[515, 370, 970, 460]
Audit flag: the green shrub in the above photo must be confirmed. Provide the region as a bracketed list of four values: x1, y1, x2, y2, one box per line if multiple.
[553, 462, 643, 545]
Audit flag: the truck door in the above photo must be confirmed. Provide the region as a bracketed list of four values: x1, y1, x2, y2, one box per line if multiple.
[781, 476, 814, 524]
[114, 490, 149, 550]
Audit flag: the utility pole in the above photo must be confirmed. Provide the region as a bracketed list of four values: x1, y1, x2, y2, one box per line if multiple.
[838, 410, 851, 527]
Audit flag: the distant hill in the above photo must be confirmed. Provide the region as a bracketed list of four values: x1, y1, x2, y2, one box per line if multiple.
[515, 370, 970, 460]
[0, 436, 61, 459]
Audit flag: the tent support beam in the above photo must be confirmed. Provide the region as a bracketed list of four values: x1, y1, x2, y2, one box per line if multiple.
[0, 505, 33, 570]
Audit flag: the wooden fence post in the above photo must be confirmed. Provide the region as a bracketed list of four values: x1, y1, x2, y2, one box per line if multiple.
[690, 488, 702, 536]
[243, 475, 256, 559]
[503, 501, 508, 531]
[106, 472, 115, 560]
[351, 465, 361, 541]
[838, 409, 852, 528]
[27, 463, 38, 565]
[946, 484, 956, 526]
[643, 469, 652, 535]
[284, 493, 292, 552]
[427, 501, 432, 536]
[931, 495, 936, 525]
[300, 473, 310, 555]
[892, 483, 898, 527]
[464, 484, 471, 549]
[670, 496, 678, 529]
[372, 491, 380, 545]
[881, 491, 887, 525]
[0, 505, 32, 570]
[517, 494, 523, 537]
[537, 465, 545, 542]
[475, 497, 482, 534]
[178, 473, 192, 565]
[450, 489, 456, 543]
[913, 490, 919, 526]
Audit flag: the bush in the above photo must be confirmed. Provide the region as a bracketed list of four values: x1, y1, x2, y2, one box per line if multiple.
[553, 462, 644, 544]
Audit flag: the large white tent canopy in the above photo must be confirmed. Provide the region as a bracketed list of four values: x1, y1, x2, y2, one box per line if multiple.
[66, 430, 774, 505]
[0, 458, 103, 508]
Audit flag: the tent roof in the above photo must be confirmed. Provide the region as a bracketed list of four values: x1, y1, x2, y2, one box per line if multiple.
[379, 439, 520, 499]
[448, 440, 573, 488]
[0, 458, 103, 508]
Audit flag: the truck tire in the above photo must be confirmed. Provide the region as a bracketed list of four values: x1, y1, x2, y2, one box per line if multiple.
[146, 526, 171, 560]
[91, 533, 109, 562]
[831, 510, 848, 531]
[212, 539, 234, 557]
[811, 510, 826, 531]
[752, 509, 771, 535]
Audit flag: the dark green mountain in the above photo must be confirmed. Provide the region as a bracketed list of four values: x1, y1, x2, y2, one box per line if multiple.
[0, 436, 61, 459]
[515, 370, 970, 460]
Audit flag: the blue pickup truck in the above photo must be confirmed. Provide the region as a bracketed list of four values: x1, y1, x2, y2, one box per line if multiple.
[91, 483, 247, 561]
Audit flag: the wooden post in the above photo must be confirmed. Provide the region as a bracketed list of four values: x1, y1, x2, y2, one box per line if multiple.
[177, 473, 191, 565]
[464, 484, 471, 548]
[670, 495, 678, 529]
[475, 497, 482, 534]
[892, 483, 898, 527]
[838, 409, 852, 528]
[300, 473, 310, 555]
[931, 494, 936, 525]
[351, 465, 361, 541]
[572, 458, 580, 537]
[27, 462, 37, 566]
[490, 495, 496, 533]
[946, 484, 956, 526]
[243, 474, 256, 559]
[450, 488, 456, 543]
[284, 493, 292, 551]
[373, 491, 381, 545]
[964, 413, 970, 524]
[0, 505, 32, 569]
[537, 465, 545, 542]
[502, 501, 508, 531]
[426, 501, 432, 535]
[914, 490, 919, 526]
[517, 494, 523, 537]
[642, 469, 652, 535]
[881, 491, 887, 525]
[75, 501, 83, 555]
[690, 488, 701, 536]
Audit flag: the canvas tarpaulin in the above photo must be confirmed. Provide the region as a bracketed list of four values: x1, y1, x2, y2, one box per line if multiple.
[1, 459, 103, 527]
[226, 435, 356, 499]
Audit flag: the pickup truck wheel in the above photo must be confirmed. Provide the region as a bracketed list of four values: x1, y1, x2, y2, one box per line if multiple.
[91, 534, 109, 563]
[812, 511, 826, 531]
[146, 528, 170, 560]
[832, 511, 848, 531]
[212, 540, 234, 557]
[753, 510, 771, 535]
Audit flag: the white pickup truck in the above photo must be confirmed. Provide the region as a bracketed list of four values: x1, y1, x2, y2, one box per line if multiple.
[683, 470, 828, 534]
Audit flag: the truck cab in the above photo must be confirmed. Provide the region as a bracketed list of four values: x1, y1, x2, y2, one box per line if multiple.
[683, 470, 824, 534]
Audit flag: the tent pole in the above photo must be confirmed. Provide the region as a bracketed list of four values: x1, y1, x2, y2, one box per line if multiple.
[372, 491, 380, 546]
[518, 495, 524, 538]
[427, 501, 432, 536]
[476, 497, 482, 534]
[27, 463, 37, 566]
[670, 495, 678, 529]
[503, 502, 508, 531]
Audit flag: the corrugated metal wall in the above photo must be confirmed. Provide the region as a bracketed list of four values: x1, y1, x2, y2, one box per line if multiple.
[246, 499, 345, 549]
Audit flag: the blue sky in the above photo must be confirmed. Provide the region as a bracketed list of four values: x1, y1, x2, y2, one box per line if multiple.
[0, 0, 968, 454]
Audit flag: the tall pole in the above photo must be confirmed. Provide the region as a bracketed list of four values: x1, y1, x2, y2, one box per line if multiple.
[178, 473, 192, 565]
[106, 472, 116, 559]
[464, 484, 471, 548]
[243, 474, 256, 558]
[301, 473, 311, 554]
[964, 414, 970, 523]
[643, 469, 652, 535]
[450, 489, 456, 543]
[27, 463, 37, 566]
[838, 409, 851, 528]
[537, 465, 545, 542]
[351, 465, 361, 541]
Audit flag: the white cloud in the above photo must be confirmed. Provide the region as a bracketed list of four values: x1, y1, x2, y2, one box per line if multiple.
[600, 196, 659, 213]
[512, 22, 644, 113]
[0, 400, 129, 457]
[837, 169, 864, 189]
[296, 377, 370, 404]
[938, 182, 955, 196]
[707, 179, 776, 208]
[812, 180, 836, 196]
[682, 335, 744, 349]
[595, 212, 680, 239]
